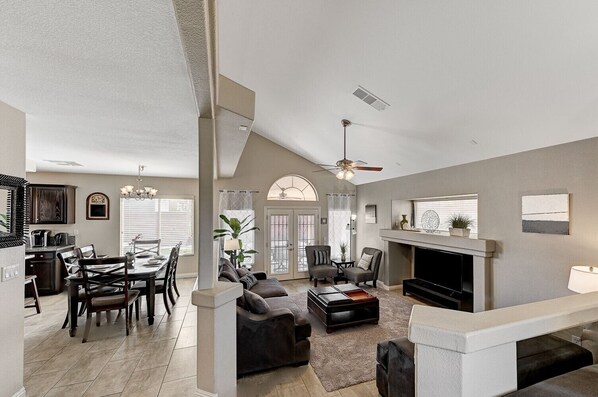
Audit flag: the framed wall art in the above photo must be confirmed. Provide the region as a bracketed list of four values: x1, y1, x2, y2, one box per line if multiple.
[365, 204, 377, 224]
[521, 193, 569, 235]
[86, 192, 110, 220]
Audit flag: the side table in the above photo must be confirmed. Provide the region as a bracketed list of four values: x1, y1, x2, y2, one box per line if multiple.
[331, 259, 355, 283]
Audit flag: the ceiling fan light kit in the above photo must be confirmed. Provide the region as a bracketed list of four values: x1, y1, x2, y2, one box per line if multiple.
[320, 119, 383, 181]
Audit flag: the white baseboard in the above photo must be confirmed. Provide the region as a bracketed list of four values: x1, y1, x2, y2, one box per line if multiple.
[377, 280, 402, 291]
[13, 387, 26, 397]
[195, 389, 218, 397]
[177, 273, 198, 279]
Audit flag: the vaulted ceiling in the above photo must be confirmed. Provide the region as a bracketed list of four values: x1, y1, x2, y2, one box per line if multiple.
[2, 1, 598, 183]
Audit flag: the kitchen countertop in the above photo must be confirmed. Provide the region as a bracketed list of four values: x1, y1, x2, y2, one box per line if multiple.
[26, 245, 76, 254]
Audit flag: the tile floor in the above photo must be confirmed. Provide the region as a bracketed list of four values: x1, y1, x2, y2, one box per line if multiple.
[23, 278, 395, 397]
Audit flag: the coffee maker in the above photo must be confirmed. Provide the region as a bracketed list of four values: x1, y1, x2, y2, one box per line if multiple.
[30, 230, 51, 247]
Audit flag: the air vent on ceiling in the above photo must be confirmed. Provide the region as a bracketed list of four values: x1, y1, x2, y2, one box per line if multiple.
[44, 160, 83, 167]
[352, 85, 390, 111]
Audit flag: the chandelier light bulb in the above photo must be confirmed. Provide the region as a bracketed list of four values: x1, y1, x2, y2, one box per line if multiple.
[345, 169, 355, 180]
[121, 165, 158, 200]
[336, 170, 344, 179]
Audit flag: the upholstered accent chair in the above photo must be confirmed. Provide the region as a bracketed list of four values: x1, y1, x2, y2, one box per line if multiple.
[305, 245, 338, 287]
[343, 247, 382, 288]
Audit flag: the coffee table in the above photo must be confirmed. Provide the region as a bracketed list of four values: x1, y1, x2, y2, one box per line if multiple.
[307, 284, 379, 333]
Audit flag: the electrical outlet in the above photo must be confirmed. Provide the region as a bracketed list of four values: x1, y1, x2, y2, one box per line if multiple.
[1, 264, 19, 282]
[572, 335, 581, 345]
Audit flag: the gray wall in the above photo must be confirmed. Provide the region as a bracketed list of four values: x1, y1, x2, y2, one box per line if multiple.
[215, 132, 356, 272]
[356, 137, 598, 309]
[26, 173, 199, 276]
[0, 100, 25, 396]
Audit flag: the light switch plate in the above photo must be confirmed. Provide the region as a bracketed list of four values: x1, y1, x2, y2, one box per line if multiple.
[1, 264, 19, 282]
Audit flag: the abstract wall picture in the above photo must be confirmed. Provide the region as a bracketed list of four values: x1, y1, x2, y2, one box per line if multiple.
[522, 193, 569, 235]
[365, 204, 377, 224]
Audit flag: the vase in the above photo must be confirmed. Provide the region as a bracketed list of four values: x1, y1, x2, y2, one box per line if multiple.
[341, 253, 346, 262]
[449, 227, 471, 237]
[400, 214, 409, 230]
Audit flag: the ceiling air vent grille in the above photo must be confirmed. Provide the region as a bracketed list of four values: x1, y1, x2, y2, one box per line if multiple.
[352, 86, 390, 111]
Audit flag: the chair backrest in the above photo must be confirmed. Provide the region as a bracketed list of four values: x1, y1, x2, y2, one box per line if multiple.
[57, 248, 82, 274]
[361, 247, 383, 279]
[133, 239, 161, 256]
[78, 256, 129, 308]
[164, 243, 181, 287]
[305, 245, 331, 268]
[77, 244, 98, 259]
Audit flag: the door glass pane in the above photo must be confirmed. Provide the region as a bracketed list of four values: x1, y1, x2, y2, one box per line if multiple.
[297, 214, 316, 273]
[270, 215, 289, 274]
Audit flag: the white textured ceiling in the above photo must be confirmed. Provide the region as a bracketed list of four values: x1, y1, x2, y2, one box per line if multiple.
[0, 1, 198, 177]
[218, 0, 598, 184]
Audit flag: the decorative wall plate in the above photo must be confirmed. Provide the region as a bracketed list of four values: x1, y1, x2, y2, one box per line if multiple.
[421, 210, 440, 233]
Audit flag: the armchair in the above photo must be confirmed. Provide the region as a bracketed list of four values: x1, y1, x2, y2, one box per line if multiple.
[343, 247, 382, 287]
[305, 245, 339, 287]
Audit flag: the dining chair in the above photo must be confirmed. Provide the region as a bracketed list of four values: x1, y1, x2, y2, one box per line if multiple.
[24, 275, 41, 314]
[133, 239, 161, 257]
[170, 242, 182, 298]
[78, 256, 139, 343]
[77, 244, 108, 259]
[131, 244, 180, 317]
[58, 249, 85, 328]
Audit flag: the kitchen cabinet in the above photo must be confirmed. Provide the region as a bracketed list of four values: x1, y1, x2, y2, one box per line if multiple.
[29, 184, 77, 224]
[25, 250, 62, 295]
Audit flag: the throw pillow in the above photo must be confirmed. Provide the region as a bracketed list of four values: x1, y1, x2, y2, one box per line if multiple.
[220, 269, 239, 283]
[357, 253, 374, 270]
[314, 249, 330, 265]
[236, 267, 250, 278]
[243, 289, 270, 314]
[239, 273, 258, 290]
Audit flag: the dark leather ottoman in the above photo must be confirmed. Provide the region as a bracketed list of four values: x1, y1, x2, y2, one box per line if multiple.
[376, 334, 593, 397]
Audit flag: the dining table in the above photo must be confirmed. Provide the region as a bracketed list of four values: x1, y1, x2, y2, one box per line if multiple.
[64, 255, 168, 337]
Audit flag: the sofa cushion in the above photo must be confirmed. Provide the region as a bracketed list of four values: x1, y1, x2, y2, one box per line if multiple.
[266, 296, 312, 340]
[250, 278, 288, 298]
[236, 267, 250, 278]
[239, 273, 258, 290]
[343, 266, 372, 283]
[220, 269, 239, 283]
[243, 289, 270, 314]
[310, 264, 338, 279]
[219, 258, 240, 282]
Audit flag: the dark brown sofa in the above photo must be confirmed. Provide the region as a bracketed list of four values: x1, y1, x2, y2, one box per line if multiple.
[218, 258, 311, 376]
[376, 334, 592, 397]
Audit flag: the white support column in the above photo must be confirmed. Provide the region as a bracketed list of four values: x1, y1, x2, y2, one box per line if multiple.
[194, 117, 242, 397]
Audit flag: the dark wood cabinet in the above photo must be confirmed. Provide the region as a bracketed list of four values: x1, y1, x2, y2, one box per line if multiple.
[29, 184, 77, 224]
[25, 251, 63, 295]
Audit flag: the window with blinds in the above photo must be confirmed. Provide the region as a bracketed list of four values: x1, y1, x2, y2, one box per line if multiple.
[413, 196, 478, 234]
[120, 197, 194, 256]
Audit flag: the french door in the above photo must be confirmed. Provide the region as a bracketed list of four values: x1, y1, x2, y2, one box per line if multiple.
[266, 208, 319, 280]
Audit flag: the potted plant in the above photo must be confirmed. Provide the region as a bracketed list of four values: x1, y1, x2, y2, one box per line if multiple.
[213, 214, 259, 266]
[339, 242, 348, 262]
[448, 214, 474, 237]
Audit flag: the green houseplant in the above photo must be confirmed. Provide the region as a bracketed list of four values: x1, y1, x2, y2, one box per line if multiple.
[0, 213, 8, 234]
[213, 214, 259, 266]
[448, 214, 474, 237]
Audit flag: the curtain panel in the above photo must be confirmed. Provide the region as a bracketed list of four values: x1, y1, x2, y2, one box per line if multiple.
[327, 194, 353, 260]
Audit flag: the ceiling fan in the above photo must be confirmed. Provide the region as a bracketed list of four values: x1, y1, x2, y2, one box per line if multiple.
[317, 119, 383, 181]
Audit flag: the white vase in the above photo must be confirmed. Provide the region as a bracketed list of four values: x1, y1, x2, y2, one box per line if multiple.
[449, 227, 470, 237]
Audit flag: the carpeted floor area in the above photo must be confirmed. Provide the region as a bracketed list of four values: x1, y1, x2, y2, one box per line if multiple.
[290, 287, 417, 392]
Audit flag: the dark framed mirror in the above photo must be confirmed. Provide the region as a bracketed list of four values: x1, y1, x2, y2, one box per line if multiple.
[0, 174, 28, 249]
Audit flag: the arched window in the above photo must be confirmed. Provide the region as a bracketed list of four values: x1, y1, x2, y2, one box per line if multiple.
[267, 175, 318, 201]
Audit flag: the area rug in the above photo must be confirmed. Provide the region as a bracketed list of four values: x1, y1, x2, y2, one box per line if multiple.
[290, 287, 416, 392]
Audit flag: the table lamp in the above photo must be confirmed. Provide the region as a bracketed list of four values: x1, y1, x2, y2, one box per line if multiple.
[568, 266, 598, 293]
[224, 238, 241, 267]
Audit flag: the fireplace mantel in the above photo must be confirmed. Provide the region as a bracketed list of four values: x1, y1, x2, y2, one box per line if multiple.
[380, 229, 496, 311]
[380, 229, 495, 257]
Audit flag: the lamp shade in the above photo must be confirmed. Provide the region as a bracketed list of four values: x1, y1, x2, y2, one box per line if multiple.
[224, 238, 240, 251]
[568, 266, 598, 293]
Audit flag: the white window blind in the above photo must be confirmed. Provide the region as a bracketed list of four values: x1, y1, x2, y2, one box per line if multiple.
[414, 196, 478, 234]
[120, 197, 194, 256]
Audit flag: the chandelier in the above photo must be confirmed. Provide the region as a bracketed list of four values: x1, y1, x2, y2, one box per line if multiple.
[120, 165, 158, 200]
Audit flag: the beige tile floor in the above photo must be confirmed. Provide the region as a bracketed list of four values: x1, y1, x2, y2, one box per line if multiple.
[23, 278, 393, 397]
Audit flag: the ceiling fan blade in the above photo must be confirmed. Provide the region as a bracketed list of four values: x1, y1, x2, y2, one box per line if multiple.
[316, 163, 337, 167]
[353, 160, 368, 165]
[313, 168, 338, 172]
[353, 166, 383, 171]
